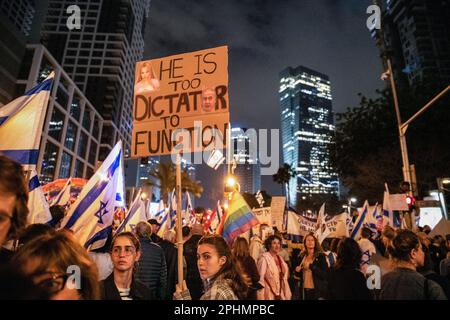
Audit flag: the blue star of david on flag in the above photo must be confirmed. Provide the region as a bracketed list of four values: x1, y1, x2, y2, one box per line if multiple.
[361, 250, 372, 266]
[94, 200, 109, 224]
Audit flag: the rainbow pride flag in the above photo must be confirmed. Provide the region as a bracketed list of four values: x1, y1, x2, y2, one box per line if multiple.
[218, 192, 259, 243]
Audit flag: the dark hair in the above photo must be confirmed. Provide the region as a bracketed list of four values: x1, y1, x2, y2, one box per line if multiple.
[0, 265, 50, 299]
[182, 226, 191, 238]
[361, 227, 372, 239]
[111, 232, 141, 253]
[12, 231, 100, 299]
[321, 238, 331, 251]
[335, 238, 362, 269]
[417, 240, 434, 273]
[0, 156, 29, 240]
[382, 225, 396, 240]
[387, 230, 421, 262]
[198, 235, 249, 299]
[18, 223, 56, 246]
[264, 234, 282, 251]
[330, 238, 340, 253]
[49, 205, 65, 225]
[301, 232, 324, 257]
[232, 237, 250, 258]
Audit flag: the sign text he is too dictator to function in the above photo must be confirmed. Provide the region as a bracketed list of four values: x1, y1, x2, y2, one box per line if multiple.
[131, 46, 230, 157]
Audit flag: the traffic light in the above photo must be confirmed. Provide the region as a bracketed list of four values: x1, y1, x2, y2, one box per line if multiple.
[406, 195, 415, 211]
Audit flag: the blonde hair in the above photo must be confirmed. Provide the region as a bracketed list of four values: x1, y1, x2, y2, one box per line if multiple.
[12, 231, 100, 300]
[163, 230, 176, 243]
[137, 62, 156, 83]
[232, 237, 250, 258]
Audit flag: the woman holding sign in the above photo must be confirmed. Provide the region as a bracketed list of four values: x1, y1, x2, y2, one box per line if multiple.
[134, 62, 160, 94]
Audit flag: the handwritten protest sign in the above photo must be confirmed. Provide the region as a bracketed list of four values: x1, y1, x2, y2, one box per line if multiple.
[132, 46, 230, 157]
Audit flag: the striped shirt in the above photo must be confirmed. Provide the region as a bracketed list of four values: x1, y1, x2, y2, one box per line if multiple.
[117, 287, 132, 300]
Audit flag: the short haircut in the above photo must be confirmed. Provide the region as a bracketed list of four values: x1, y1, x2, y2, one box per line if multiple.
[182, 226, 191, 238]
[361, 227, 372, 239]
[264, 234, 282, 251]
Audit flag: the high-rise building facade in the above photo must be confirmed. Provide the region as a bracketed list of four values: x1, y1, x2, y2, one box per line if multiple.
[40, 0, 151, 159]
[230, 127, 261, 194]
[372, 0, 450, 88]
[0, 0, 36, 105]
[16, 44, 104, 183]
[279, 66, 339, 205]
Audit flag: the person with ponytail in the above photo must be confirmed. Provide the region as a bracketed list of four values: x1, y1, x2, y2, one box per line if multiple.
[174, 235, 249, 300]
[379, 230, 446, 300]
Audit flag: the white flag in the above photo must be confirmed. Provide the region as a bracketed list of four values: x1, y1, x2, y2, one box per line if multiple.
[27, 170, 52, 225]
[50, 178, 72, 207]
[116, 190, 147, 234]
[0, 73, 54, 166]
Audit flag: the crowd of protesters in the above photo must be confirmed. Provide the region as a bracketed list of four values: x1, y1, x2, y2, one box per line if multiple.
[0, 155, 449, 300]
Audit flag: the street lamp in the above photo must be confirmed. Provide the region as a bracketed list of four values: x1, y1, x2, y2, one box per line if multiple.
[224, 175, 240, 200]
[347, 197, 357, 216]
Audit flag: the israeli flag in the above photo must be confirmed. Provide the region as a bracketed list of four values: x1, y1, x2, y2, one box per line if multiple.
[314, 203, 330, 244]
[115, 156, 126, 208]
[351, 201, 369, 240]
[60, 141, 122, 250]
[0, 73, 54, 165]
[50, 178, 72, 207]
[382, 190, 394, 228]
[153, 199, 165, 222]
[116, 190, 146, 234]
[157, 193, 177, 238]
[27, 170, 52, 225]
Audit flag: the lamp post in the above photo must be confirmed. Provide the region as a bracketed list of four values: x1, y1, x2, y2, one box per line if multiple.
[348, 197, 357, 216]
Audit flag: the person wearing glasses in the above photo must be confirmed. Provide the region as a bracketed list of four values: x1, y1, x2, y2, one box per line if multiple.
[11, 231, 100, 300]
[101, 232, 152, 300]
[0, 156, 29, 263]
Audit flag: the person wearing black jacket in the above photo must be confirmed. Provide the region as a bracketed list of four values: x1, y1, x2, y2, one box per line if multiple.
[159, 230, 179, 300]
[183, 223, 204, 300]
[100, 232, 152, 300]
[418, 238, 450, 299]
[328, 238, 374, 300]
[294, 232, 329, 300]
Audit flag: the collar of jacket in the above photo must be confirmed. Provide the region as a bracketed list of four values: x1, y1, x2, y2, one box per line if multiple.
[203, 273, 227, 292]
[104, 273, 146, 300]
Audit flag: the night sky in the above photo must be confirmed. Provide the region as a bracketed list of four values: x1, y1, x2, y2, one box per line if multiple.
[143, 0, 384, 207]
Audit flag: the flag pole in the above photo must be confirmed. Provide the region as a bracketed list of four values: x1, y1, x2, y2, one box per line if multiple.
[176, 151, 184, 288]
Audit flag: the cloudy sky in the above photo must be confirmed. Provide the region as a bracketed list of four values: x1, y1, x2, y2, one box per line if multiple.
[143, 0, 384, 206]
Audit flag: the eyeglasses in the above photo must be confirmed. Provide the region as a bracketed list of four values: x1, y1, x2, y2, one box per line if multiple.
[31, 272, 69, 295]
[111, 246, 136, 256]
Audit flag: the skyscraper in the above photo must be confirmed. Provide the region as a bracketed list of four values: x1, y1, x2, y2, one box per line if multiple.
[279, 66, 339, 206]
[0, 0, 36, 105]
[40, 0, 151, 159]
[230, 127, 261, 194]
[372, 0, 450, 89]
